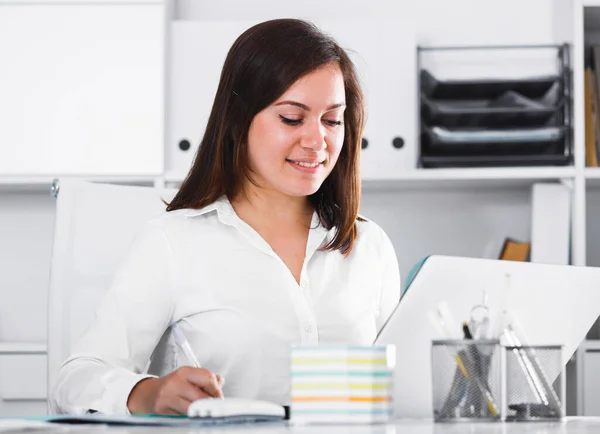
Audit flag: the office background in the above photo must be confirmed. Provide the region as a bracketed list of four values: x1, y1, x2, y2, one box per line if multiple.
[1, 0, 599, 419]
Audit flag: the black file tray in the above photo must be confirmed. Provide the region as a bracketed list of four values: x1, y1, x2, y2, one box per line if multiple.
[421, 125, 567, 153]
[417, 44, 573, 168]
[421, 83, 565, 128]
[420, 125, 570, 167]
[420, 69, 560, 100]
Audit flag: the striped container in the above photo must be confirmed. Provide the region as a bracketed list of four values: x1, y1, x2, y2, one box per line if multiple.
[290, 345, 396, 424]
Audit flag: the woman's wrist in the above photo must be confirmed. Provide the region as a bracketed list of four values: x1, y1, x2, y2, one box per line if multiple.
[127, 377, 160, 414]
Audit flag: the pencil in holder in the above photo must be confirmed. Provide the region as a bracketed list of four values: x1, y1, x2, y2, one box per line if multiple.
[504, 345, 565, 421]
[431, 339, 501, 422]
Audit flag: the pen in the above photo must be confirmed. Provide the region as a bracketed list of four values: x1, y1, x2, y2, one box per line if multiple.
[172, 322, 225, 400]
[171, 322, 202, 368]
[462, 322, 473, 340]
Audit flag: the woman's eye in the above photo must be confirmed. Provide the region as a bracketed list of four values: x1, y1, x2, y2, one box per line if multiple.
[279, 115, 342, 127]
[279, 115, 302, 126]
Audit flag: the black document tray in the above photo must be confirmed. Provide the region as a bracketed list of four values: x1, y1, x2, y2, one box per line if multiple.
[420, 125, 567, 158]
[420, 69, 561, 100]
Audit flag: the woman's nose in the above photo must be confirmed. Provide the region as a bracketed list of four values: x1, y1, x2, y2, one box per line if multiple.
[301, 122, 327, 152]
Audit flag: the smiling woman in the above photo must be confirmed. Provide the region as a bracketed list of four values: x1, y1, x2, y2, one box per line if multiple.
[50, 18, 401, 417]
[168, 18, 366, 256]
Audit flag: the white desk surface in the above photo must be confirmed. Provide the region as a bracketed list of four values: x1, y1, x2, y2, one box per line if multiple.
[12, 418, 600, 434]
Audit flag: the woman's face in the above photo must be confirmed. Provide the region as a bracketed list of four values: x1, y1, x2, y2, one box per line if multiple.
[245, 63, 346, 198]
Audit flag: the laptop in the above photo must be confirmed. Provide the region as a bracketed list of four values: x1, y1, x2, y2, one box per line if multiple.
[374, 255, 600, 418]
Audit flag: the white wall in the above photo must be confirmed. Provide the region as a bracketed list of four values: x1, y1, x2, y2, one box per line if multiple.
[174, 0, 557, 44]
[360, 186, 532, 281]
[416, 0, 556, 45]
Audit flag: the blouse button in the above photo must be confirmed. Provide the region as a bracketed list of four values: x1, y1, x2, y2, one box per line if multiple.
[305, 325, 313, 333]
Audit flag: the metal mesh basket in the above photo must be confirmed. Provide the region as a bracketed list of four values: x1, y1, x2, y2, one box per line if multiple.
[431, 339, 501, 422]
[505, 345, 564, 421]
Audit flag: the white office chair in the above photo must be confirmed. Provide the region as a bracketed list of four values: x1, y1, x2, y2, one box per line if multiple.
[46, 178, 177, 406]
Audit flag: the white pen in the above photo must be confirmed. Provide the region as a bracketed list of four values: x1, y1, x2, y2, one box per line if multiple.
[171, 322, 202, 368]
[172, 322, 225, 399]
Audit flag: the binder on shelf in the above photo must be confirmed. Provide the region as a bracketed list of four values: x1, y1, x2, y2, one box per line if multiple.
[584, 44, 600, 167]
[417, 44, 572, 168]
[584, 68, 599, 167]
[530, 183, 570, 266]
[499, 238, 531, 262]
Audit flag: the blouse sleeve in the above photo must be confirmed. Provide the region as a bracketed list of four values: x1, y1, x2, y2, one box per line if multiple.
[50, 221, 175, 415]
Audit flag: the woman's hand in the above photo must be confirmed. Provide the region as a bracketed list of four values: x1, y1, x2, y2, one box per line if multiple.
[127, 367, 225, 415]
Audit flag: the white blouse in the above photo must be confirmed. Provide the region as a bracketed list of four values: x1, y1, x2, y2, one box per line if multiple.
[50, 196, 401, 415]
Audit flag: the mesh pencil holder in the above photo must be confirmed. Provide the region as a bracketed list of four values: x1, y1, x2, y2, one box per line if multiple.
[505, 345, 565, 421]
[431, 339, 501, 422]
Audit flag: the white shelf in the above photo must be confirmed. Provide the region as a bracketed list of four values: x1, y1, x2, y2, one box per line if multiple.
[1, 167, 574, 192]
[164, 170, 188, 184]
[585, 168, 600, 188]
[0, 175, 160, 191]
[586, 168, 600, 178]
[166, 167, 576, 189]
[361, 167, 576, 190]
[0, 0, 162, 4]
[582, 340, 600, 351]
[0, 343, 46, 354]
[583, 0, 600, 7]
[390, 166, 575, 181]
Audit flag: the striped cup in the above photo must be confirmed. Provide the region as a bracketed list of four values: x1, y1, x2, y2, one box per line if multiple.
[290, 344, 396, 424]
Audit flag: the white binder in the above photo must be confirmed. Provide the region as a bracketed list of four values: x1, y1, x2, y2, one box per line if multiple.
[530, 183, 571, 265]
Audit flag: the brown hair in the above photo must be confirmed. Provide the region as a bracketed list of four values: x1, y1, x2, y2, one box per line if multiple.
[167, 18, 365, 256]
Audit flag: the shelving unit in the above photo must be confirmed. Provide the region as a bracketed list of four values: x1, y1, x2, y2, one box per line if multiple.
[557, 0, 600, 417]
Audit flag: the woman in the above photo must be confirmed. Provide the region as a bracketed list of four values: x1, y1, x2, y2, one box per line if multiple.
[51, 18, 400, 416]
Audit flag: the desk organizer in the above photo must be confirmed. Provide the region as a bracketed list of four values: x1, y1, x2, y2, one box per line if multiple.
[290, 345, 395, 424]
[431, 339, 502, 422]
[418, 44, 572, 168]
[505, 345, 565, 421]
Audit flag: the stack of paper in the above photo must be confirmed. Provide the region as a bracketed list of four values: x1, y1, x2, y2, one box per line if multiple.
[290, 345, 395, 424]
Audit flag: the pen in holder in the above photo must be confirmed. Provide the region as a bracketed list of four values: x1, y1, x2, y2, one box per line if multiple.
[504, 344, 564, 421]
[431, 339, 501, 422]
[500, 309, 565, 421]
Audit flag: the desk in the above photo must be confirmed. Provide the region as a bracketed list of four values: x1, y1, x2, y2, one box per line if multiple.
[14, 418, 600, 434]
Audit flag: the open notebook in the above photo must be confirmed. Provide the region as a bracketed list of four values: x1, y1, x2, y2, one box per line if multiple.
[46, 398, 286, 427]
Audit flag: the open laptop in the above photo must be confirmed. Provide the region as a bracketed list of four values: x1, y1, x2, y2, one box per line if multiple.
[374, 255, 600, 418]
